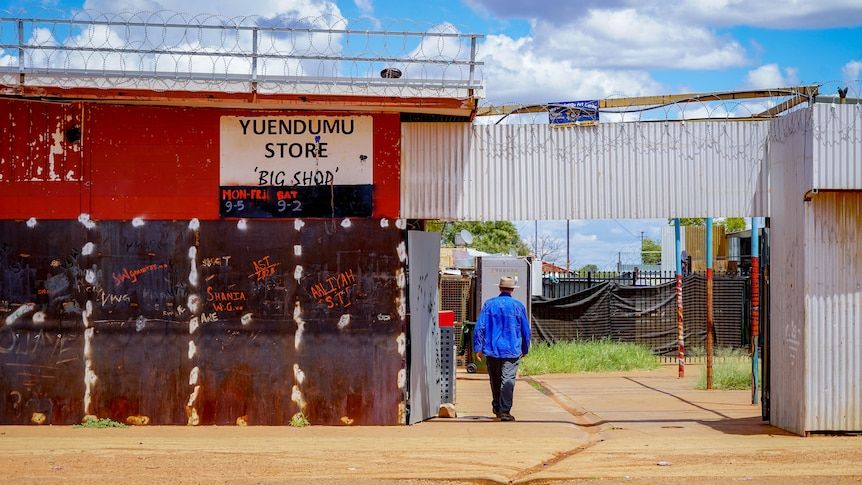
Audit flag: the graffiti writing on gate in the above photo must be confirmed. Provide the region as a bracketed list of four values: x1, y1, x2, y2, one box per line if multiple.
[201, 256, 231, 268]
[206, 286, 247, 312]
[248, 256, 279, 281]
[310, 269, 358, 309]
[112, 263, 169, 287]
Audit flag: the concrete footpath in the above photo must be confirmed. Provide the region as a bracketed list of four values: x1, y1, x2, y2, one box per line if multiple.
[1, 366, 861, 484]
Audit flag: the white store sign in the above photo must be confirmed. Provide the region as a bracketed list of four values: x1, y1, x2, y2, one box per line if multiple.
[220, 116, 374, 187]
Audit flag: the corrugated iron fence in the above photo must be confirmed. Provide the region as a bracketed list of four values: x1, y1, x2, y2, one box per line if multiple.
[535, 272, 748, 354]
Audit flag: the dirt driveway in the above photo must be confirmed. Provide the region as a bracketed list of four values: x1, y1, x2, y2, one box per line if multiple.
[1, 365, 860, 484]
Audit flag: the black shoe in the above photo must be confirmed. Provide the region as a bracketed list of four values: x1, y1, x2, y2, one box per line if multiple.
[493, 411, 502, 419]
[500, 413, 515, 422]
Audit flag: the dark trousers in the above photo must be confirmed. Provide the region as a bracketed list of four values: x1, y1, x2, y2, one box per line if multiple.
[486, 356, 519, 414]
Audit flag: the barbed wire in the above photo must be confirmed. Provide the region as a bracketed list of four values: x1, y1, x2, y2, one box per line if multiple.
[0, 9, 483, 97]
[477, 80, 862, 124]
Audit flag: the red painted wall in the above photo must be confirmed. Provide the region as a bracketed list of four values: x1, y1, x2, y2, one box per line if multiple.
[0, 99, 401, 220]
[0, 99, 84, 218]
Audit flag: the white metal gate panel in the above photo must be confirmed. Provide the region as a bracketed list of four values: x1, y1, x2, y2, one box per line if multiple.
[407, 230, 442, 424]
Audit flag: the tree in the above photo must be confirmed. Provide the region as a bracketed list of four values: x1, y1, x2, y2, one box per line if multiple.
[667, 217, 746, 233]
[641, 237, 661, 264]
[719, 217, 746, 233]
[667, 218, 705, 226]
[427, 221, 530, 256]
[578, 264, 598, 273]
[530, 233, 565, 264]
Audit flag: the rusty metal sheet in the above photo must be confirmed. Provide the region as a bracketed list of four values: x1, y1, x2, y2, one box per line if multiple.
[0, 221, 88, 425]
[195, 221, 297, 426]
[1, 218, 406, 426]
[87, 221, 193, 425]
[291, 219, 405, 425]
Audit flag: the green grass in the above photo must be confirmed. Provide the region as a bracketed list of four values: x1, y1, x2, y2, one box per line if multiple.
[74, 416, 127, 428]
[521, 339, 660, 375]
[696, 347, 761, 390]
[289, 412, 310, 427]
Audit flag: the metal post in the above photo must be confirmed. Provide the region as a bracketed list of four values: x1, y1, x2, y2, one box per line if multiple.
[468, 35, 477, 89]
[534, 221, 538, 259]
[674, 218, 685, 378]
[566, 220, 570, 272]
[706, 217, 714, 389]
[751, 217, 760, 405]
[250, 27, 259, 92]
[640, 231, 644, 263]
[17, 19, 25, 85]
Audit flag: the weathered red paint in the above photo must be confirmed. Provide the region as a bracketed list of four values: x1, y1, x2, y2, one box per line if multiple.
[1, 99, 401, 220]
[0, 99, 85, 218]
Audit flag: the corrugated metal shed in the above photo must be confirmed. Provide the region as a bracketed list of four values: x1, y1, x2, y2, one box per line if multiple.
[767, 108, 812, 435]
[804, 104, 861, 432]
[805, 191, 862, 432]
[401, 121, 772, 220]
[813, 103, 862, 190]
[770, 106, 862, 434]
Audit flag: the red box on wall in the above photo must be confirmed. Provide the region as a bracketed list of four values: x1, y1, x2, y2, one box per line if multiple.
[438, 310, 455, 327]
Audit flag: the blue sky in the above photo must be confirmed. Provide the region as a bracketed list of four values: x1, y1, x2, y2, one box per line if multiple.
[4, 0, 861, 269]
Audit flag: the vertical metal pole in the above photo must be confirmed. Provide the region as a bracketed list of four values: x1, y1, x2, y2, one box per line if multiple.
[640, 231, 644, 263]
[751, 217, 760, 405]
[566, 220, 570, 272]
[17, 19, 25, 85]
[251, 27, 259, 92]
[674, 218, 685, 378]
[706, 217, 714, 389]
[534, 221, 538, 259]
[468, 35, 477, 89]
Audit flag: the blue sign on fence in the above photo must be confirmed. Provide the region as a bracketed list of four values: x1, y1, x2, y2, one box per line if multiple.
[548, 100, 599, 125]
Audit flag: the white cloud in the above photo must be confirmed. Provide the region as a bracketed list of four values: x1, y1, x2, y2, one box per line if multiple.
[463, 0, 860, 106]
[670, 0, 862, 29]
[480, 34, 663, 104]
[571, 233, 598, 243]
[534, 9, 747, 70]
[844, 60, 862, 81]
[83, 0, 342, 22]
[745, 63, 799, 89]
[465, 0, 862, 29]
[354, 0, 373, 16]
[471, 3, 750, 104]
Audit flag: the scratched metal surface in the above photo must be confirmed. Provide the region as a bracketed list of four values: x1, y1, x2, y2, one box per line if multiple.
[1, 219, 406, 425]
[293, 219, 405, 425]
[196, 221, 298, 425]
[87, 221, 194, 424]
[0, 221, 88, 424]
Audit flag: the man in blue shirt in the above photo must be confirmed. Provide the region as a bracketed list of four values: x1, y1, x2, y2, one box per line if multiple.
[473, 276, 531, 421]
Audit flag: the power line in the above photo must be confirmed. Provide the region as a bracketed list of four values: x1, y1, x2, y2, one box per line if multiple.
[612, 219, 640, 240]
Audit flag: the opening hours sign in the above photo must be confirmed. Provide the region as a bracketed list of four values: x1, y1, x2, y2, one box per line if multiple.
[219, 116, 374, 218]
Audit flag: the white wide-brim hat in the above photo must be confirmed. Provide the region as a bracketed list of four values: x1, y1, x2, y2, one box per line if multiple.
[498, 276, 519, 289]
